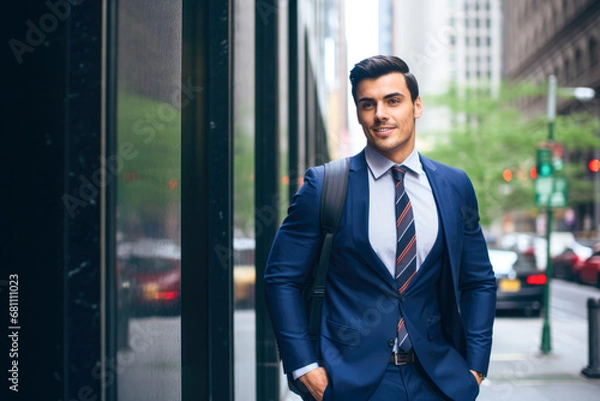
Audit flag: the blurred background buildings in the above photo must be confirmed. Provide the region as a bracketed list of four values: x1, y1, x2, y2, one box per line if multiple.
[390, 0, 503, 136]
[502, 0, 600, 235]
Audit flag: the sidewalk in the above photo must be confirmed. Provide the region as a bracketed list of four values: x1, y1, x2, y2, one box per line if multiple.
[281, 315, 600, 400]
[478, 315, 600, 401]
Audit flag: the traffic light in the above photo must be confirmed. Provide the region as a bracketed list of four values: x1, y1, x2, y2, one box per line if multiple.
[530, 167, 537, 179]
[536, 148, 552, 177]
[589, 158, 600, 173]
[502, 169, 513, 182]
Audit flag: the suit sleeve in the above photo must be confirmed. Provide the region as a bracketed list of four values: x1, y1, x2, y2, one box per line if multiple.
[264, 166, 325, 373]
[456, 171, 497, 376]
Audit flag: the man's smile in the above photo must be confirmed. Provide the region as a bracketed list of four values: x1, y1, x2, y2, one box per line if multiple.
[372, 126, 396, 134]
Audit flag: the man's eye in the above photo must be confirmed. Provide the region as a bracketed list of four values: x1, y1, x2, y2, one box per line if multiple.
[388, 98, 400, 105]
[361, 102, 375, 109]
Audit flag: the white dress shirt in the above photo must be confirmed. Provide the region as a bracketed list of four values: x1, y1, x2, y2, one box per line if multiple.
[365, 145, 439, 276]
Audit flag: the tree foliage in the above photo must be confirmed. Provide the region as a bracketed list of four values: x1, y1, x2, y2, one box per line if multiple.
[422, 83, 600, 226]
[117, 92, 181, 236]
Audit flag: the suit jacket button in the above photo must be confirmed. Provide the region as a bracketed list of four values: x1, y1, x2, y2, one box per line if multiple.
[388, 338, 395, 348]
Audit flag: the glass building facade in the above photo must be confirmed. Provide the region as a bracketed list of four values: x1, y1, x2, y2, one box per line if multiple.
[5, 1, 345, 400]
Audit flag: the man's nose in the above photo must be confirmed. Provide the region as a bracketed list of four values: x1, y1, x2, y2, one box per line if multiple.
[374, 104, 388, 121]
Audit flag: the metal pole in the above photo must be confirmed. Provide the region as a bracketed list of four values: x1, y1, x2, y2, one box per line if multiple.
[255, 1, 281, 400]
[582, 298, 600, 378]
[540, 201, 553, 353]
[541, 75, 556, 354]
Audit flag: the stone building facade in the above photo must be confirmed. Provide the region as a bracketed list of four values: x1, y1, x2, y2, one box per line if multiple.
[503, 0, 600, 235]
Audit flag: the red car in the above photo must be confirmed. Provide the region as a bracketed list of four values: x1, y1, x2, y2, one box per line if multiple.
[573, 250, 600, 288]
[118, 239, 181, 316]
[552, 242, 593, 281]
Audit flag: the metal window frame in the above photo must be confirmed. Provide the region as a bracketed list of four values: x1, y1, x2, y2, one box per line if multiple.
[182, 1, 234, 400]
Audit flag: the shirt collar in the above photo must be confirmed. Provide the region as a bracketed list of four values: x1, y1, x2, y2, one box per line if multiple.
[365, 145, 424, 180]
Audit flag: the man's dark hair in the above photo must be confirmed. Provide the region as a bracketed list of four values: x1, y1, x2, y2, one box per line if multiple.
[349, 55, 420, 104]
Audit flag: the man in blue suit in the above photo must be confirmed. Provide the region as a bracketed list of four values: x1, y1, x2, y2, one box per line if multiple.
[265, 55, 497, 400]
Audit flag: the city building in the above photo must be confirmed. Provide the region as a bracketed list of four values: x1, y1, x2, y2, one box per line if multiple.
[503, 0, 600, 236]
[391, 0, 503, 143]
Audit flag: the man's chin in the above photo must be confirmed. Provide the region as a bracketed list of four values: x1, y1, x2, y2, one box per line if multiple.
[369, 138, 396, 151]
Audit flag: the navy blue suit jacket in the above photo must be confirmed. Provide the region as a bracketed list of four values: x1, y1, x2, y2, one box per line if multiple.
[265, 150, 497, 400]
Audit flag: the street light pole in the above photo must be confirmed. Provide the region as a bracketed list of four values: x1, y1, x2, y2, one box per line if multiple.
[541, 75, 556, 354]
[540, 75, 595, 354]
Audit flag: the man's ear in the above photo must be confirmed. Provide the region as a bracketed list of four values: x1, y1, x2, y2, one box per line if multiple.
[413, 96, 423, 119]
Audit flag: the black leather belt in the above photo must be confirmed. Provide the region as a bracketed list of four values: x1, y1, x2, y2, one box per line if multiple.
[389, 350, 415, 365]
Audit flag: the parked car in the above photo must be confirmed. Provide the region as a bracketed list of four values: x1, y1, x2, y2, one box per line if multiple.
[490, 248, 546, 317]
[532, 232, 578, 271]
[552, 242, 593, 281]
[234, 265, 256, 308]
[233, 237, 256, 308]
[573, 251, 600, 288]
[500, 232, 579, 271]
[118, 239, 181, 316]
[498, 232, 542, 269]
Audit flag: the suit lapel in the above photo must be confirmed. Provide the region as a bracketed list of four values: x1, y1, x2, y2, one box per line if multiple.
[347, 152, 463, 289]
[420, 155, 461, 284]
[349, 152, 397, 287]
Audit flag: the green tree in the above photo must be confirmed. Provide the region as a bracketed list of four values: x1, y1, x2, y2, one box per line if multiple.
[117, 93, 181, 237]
[422, 83, 600, 226]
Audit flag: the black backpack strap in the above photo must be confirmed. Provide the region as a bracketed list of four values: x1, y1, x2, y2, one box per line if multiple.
[308, 157, 350, 340]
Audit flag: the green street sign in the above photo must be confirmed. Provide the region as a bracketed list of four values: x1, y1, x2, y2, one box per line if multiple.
[535, 176, 568, 208]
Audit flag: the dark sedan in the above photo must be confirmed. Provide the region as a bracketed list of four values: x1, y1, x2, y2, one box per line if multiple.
[490, 248, 546, 317]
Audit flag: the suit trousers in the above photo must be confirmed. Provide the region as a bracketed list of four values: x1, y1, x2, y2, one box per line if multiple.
[368, 362, 453, 401]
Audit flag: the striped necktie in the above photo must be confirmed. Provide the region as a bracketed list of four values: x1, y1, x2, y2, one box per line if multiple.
[392, 165, 417, 351]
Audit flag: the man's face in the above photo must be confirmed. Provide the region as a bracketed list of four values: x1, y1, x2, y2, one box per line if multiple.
[355, 72, 422, 164]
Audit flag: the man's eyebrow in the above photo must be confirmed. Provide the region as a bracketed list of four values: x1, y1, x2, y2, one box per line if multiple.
[357, 92, 405, 103]
[383, 92, 405, 99]
[357, 96, 374, 103]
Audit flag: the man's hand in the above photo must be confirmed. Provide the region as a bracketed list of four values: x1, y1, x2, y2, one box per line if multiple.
[299, 367, 329, 401]
[469, 370, 483, 386]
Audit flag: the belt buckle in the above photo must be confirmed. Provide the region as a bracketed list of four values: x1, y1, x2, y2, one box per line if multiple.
[393, 352, 407, 365]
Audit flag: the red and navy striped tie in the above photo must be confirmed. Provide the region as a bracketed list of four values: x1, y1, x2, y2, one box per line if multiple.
[392, 165, 417, 351]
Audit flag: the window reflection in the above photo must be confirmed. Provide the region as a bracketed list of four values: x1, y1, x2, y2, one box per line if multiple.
[114, 1, 182, 400]
[233, 0, 256, 399]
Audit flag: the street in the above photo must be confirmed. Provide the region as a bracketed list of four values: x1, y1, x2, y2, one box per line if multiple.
[478, 279, 600, 401]
[117, 317, 182, 401]
[111, 279, 600, 401]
